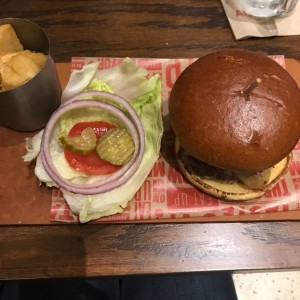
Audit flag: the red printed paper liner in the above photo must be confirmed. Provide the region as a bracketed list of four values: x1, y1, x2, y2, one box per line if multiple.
[50, 56, 300, 223]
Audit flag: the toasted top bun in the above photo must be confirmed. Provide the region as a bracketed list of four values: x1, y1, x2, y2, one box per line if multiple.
[169, 49, 300, 173]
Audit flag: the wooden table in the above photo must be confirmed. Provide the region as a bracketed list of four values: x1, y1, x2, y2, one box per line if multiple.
[1, 0, 300, 280]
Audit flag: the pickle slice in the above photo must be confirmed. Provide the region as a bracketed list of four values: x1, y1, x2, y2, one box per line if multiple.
[59, 127, 97, 154]
[96, 128, 135, 166]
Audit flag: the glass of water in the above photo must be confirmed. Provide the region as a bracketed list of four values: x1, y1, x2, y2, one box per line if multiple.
[237, 0, 299, 17]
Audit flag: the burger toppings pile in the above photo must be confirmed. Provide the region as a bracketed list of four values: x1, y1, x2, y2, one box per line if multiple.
[23, 58, 163, 222]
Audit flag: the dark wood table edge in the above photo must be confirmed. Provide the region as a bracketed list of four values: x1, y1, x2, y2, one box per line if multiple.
[1, 220, 300, 280]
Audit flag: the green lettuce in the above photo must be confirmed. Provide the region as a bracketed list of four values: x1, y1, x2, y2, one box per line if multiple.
[84, 78, 113, 93]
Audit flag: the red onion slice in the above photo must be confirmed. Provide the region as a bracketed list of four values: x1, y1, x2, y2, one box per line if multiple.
[40, 92, 145, 195]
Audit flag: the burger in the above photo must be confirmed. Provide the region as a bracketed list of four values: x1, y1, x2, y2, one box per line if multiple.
[169, 49, 300, 201]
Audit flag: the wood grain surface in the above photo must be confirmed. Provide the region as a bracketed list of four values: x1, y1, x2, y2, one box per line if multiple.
[1, 222, 300, 280]
[1, 0, 300, 61]
[1, 0, 300, 280]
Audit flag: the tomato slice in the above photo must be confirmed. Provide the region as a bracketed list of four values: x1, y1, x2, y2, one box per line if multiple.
[64, 121, 121, 175]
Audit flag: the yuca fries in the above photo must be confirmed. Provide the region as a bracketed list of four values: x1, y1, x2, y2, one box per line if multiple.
[0, 24, 47, 92]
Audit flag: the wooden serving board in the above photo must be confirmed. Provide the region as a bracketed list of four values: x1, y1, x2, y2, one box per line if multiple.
[0, 60, 299, 225]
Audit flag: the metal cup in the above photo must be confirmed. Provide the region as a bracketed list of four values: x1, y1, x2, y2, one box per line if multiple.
[0, 18, 62, 131]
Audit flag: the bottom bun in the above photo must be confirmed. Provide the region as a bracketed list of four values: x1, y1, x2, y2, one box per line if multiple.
[176, 142, 291, 201]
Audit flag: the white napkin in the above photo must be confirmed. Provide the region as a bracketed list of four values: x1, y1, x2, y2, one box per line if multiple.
[221, 0, 300, 40]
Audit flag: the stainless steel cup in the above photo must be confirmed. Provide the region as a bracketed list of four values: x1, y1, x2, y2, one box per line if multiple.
[0, 18, 62, 131]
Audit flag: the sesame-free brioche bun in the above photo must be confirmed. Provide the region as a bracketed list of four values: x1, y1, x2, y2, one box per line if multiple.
[169, 49, 300, 173]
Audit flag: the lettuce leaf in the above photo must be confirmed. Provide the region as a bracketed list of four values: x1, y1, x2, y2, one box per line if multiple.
[84, 78, 113, 93]
[94, 57, 154, 101]
[61, 62, 99, 102]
